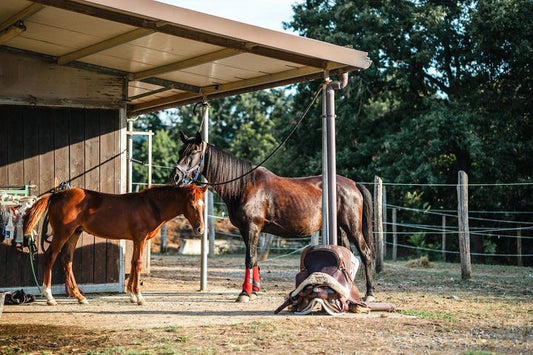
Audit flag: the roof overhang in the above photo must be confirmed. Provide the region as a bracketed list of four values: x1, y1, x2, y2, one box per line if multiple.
[0, 0, 371, 116]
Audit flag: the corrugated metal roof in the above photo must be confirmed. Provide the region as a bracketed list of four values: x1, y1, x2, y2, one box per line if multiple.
[0, 0, 371, 116]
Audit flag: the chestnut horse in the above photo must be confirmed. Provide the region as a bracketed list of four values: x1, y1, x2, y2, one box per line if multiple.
[23, 184, 207, 306]
[171, 132, 375, 302]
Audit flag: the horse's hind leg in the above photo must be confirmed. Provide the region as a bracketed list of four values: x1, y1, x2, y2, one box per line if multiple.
[341, 225, 376, 301]
[60, 229, 87, 304]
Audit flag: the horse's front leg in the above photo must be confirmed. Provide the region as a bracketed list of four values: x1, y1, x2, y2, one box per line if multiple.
[128, 239, 146, 305]
[236, 225, 261, 303]
[41, 234, 69, 306]
[60, 231, 87, 304]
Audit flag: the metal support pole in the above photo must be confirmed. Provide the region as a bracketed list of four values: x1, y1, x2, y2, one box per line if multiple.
[147, 130, 152, 188]
[324, 72, 348, 246]
[160, 225, 167, 253]
[321, 72, 329, 245]
[325, 83, 337, 245]
[200, 101, 209, 291]
[127, 119, 133, 193]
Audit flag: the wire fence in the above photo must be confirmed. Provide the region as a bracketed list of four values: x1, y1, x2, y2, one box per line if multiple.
[165, 176, 532, 266]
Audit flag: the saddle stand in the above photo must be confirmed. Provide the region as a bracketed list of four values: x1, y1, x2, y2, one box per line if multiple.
[275, 245, 395, 315]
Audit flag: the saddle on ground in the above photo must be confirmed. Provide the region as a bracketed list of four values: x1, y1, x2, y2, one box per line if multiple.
[275, 245, 369, 315]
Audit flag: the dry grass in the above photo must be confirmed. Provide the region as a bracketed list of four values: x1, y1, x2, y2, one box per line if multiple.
[1, 255, 532, 354]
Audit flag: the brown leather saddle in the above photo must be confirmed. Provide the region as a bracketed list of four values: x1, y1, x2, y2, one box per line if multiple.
[275, 244, 369, 315]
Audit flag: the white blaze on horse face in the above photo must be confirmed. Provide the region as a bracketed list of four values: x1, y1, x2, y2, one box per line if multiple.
[198, 199, 204, 208]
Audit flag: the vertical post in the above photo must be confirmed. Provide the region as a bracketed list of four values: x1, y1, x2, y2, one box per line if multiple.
[311, 232, 320, 246]
[321, 71, 329, 245]
[200, 101, 209, 291]
[374, 176, 383, 273]
[392, 208, 397, 262]
[457, 170, 471, 280]
[324, 73, 348, 245]
[517, 227, 522, 267]
[160, 225, 167, 253]
[147, 130, 152, 187]
[442, 215, 446, 261]
[325, 80, 337, 246]
[127, 119, 133, 193]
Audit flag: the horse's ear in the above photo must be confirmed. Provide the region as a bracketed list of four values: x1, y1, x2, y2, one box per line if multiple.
[194, 131, 202, 143]
[179, 131, 189, 143]
[200, 185, 208, 193]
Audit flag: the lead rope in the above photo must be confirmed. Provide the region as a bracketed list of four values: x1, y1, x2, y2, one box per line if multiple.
[28, 231, 42, 295]
[195, 85, 324, 186]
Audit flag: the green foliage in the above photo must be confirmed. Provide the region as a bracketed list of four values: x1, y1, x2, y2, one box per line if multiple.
[130, 0, 532, 261]
[400, 309, 454, 323]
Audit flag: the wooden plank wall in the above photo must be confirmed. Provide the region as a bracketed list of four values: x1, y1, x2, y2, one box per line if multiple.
[0, 105, 122, 289]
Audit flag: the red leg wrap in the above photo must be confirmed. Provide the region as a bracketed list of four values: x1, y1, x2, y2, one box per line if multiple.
[252, 265, 260, 293]
[242, 268, 253, 296]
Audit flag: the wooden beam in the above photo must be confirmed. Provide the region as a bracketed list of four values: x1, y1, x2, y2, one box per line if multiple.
[201, 63, 344, 95]
[57, 27, 154, 65]
[128, 87, 171, 102]
[129, 91, 199, 112]
[131, 48, 241, 80]
[129, 65, 356, 116]
[0, 3, 43, 32]
[139, 77, 201, 94]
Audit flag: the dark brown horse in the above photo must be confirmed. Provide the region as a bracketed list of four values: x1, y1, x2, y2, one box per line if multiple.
[23, 184, 207, 305]
[171, 132, 375, 302]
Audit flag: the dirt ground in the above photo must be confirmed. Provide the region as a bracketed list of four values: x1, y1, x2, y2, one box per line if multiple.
[1, 254, 532, 354]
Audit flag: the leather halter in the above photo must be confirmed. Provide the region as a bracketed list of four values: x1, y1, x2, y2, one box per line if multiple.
[176, 142, 206, 185]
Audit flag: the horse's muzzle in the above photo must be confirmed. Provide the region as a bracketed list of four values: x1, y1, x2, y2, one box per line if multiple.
[194, 225, 204, 235]
[169, 168, 183, 185]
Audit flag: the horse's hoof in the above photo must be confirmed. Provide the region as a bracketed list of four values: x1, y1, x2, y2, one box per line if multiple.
[249, 291, 258, 300]
[46, 299, 58, 306]
[235, 292, 250, 303]
[364, 295, 376, 302]
[137, 299, 146, 306]
[128, 292, 137, 303]
[78, 298, 89, 305]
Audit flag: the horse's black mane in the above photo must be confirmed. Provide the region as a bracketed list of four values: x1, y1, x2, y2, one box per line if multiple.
[205, 144, 255, 202]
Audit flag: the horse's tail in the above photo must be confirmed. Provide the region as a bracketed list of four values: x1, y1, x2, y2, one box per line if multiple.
[356, 183, 374, 256]
[23, 193, 52, 237]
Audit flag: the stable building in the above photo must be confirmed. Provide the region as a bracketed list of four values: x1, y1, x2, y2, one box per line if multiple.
[0, 0, 370, 293]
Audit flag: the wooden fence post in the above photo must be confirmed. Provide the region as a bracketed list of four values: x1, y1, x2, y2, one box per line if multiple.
[442, 215, 446, 261]
[374, 176, 383, 273]
[392, 208, 397, 261]
[457, 170, 471, 280]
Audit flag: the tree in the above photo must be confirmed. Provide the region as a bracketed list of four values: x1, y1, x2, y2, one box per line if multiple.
[286, 0, 532, 261]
